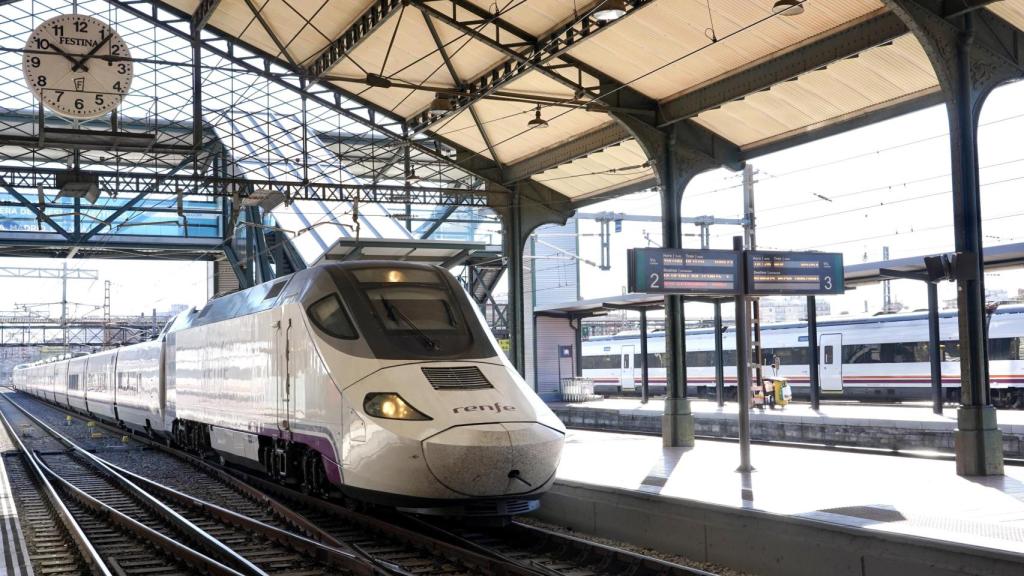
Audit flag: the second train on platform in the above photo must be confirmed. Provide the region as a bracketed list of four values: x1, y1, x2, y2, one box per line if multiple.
[581, 305, 1024, 408]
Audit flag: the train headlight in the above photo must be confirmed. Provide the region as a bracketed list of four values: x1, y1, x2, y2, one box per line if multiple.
[363, 393, 431, 421]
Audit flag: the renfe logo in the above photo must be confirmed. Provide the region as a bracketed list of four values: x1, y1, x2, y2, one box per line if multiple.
[453, 402, 517, 414]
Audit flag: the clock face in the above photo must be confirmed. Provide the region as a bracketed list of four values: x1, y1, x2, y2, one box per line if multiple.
[22, 14, 133, 119]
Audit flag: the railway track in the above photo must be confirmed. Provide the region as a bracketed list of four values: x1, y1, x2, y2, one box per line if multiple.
[1, 389, 718, 576]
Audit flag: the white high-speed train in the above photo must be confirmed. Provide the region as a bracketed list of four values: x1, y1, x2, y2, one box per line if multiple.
[582, 305, 1024, 408]
[14, 262, 565, 516]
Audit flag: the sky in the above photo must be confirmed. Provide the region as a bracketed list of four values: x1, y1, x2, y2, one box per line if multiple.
[4, 77, 1024, 324]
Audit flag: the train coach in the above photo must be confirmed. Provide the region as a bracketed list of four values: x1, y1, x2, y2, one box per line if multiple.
[582, 305, 1024, 408]
[14, 261, 565, 516]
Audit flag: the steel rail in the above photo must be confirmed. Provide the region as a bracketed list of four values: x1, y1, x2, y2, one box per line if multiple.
[31, 456, 248, 576]
[0, 405, 111, 576]
[1, 394, 270, 576]
[7, 390, 549, 576]
[6, 388, 721, 576]
[102, 459, 382, 576]
[3, 390, 410, 576]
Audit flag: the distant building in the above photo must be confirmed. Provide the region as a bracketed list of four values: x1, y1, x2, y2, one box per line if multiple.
[758, 296, 831, 324]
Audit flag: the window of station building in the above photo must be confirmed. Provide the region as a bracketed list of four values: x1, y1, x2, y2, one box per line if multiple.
[308, 295, 358, 340]
[581, 354, 620, 370]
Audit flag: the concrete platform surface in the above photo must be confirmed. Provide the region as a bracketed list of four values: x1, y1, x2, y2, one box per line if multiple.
[551, 398, 1024, 458]
[0, 408, 35, 576]
[554, 429, 1024, 555]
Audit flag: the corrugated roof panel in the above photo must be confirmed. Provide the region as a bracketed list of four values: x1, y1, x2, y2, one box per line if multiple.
[565, 0, 884, 101]
[531, 139, 654, 199]
[162, 0, 199, 12]
[694, 33, 937, 147]
[469, 97, 610, 165]
[431, 106, 495, 161]
[428, 14, 512, 83]
[461, 0, 582, 38]
[988, 0, 1024, 31]
[202, 1, 370, 66]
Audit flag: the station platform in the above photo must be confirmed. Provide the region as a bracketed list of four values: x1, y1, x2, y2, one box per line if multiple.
[538, 429, 1024, 576]
[550, 398, 1024, 458]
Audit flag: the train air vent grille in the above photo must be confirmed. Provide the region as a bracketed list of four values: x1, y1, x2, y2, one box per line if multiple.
[421, 367, 493, 390]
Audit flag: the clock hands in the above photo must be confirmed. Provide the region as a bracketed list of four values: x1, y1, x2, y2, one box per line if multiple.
[47, 43, 88, 73]
[71, 32, 113, 72]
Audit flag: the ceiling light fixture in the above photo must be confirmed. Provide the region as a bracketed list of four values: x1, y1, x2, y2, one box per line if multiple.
[364, 73, 392, 88]
[527, 105, 549, 129]
[405, 170, 420, 183]
[429, 93, 453, 114]
[771, 0, 804, 16]
[594, 0, 627, 22]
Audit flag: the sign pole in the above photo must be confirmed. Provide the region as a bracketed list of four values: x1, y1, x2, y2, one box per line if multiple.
[734, 236, 753, 472]
[807, 295, 820, 411]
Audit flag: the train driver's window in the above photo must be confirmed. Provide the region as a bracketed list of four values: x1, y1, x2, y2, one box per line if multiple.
[308, 295, 358, 340]
[824, 345, 834, 364]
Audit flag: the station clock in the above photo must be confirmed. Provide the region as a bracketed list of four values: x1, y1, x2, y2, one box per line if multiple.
[22, 14, 133, 120]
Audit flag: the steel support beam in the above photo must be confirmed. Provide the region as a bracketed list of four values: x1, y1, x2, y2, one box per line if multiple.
[409, 0, 657, 131]
[502, 123, 633, 184]
[308, 0, 401, 78]
[190, 0, 221, 31]
[492, 180, 574, 377]
[884, 0, 1024, 475]
[610, 109, 742, 447]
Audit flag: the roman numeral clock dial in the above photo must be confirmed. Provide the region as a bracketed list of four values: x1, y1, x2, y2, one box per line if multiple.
[22, 14, 133, 119]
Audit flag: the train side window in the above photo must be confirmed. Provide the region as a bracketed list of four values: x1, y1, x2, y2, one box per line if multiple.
[308, 295, 358, 340]
[824, 345, 834, 364]
[582, 354, 620, 370]
[989, 338, 1022, 361]
[844, 343, 882, 363]
[941, 340, 960, 362]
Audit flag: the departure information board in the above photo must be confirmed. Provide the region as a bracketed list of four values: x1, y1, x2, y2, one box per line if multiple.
[628, 248, 741, 295]
[745, 251, 844, 295]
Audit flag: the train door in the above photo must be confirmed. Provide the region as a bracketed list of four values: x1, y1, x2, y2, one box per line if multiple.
[820, 333, 843, 392]
[277, 316, 293, 437]
[620, 345, 636, 390]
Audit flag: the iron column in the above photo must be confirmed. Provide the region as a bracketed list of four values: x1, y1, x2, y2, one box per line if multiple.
[734, 236, 752, 472]
[714, 301, 725, 407]
[640, 308, 650, 404]
[928, 282, 943, 415]
[807, 295, 820, 411]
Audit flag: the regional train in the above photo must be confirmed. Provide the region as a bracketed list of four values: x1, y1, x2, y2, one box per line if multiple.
[13, 262, 565, 516]
[582, 305, 1024, 408]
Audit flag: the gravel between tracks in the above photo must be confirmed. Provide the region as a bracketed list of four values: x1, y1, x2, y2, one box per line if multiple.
[515, 517, 759, 576]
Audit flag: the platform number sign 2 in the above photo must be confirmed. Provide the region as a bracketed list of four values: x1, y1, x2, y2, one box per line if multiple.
[23, 14, 133, 119]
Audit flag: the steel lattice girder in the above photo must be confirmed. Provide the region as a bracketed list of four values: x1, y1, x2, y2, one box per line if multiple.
[0, 166, 487, 206]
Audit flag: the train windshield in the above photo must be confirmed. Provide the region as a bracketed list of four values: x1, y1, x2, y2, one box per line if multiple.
[337, 266, 493, 359]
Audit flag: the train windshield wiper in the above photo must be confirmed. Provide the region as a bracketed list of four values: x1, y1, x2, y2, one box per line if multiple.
[382, 298, 440, 351]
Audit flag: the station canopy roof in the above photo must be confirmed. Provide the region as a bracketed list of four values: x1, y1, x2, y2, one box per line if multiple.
[155, 0, 1024, 205]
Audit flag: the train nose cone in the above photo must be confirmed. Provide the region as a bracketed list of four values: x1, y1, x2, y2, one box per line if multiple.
[422, 423, 563, 497]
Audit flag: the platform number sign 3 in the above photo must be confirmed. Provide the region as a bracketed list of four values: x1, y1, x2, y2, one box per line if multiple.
[23, 14, 132, 119]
